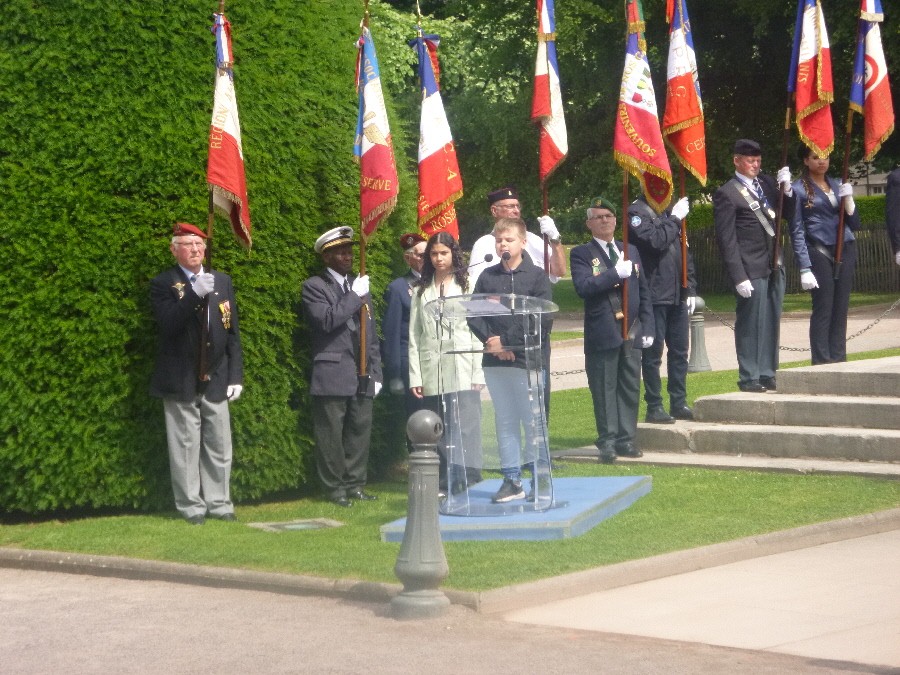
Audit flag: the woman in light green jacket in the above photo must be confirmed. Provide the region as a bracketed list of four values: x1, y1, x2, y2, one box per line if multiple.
[408, 232, 484, 495]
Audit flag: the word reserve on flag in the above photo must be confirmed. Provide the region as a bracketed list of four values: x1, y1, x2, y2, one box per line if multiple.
[662, 0, 706, 186]
[613, 0, 673, 213]
[850, 0, 894, 161]
[410, 32, 462, 240]
[354, 26, 399, 239]
[207, 12, 251, 249]
[789, 0, 834, 158]
[531, 0, 568, 184]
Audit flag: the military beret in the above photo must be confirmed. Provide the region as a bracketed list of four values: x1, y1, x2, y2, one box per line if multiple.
[733, 139, 762, 156]
[314, 226, 355, 254]
[173, 222, 208, 239]
[399, 232, 426, 251]
[588, 196, 617, 216]
[487, 186, 519, 205]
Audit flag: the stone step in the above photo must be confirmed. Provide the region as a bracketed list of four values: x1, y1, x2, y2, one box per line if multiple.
[778, 356, 900, 397]
[693, 393, 900, 430]
[637, 422, 900, 463]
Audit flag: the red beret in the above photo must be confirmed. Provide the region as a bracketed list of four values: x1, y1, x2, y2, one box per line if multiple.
[173, 222, 208, 239]
[399, 232, 426, 251]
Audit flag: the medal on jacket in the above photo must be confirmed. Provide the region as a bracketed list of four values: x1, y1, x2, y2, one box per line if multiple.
[591, 257, 601, 276]
[219, 300, 232, 329]
[173, 282, 185, 299]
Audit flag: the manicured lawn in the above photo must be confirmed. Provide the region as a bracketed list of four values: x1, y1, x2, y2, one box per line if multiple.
[1, 349, 897, 592]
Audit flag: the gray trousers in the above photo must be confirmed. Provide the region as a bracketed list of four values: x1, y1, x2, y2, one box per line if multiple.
[586, 342, 642, 448]
[164, 396, 234, 519]
[734, 268, 785, 385]
[312, 395, 373, 500]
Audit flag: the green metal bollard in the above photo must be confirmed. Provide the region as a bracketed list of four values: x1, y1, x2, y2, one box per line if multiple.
[391, 409, 450, 619]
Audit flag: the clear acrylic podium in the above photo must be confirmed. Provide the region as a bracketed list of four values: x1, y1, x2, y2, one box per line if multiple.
[422, 293, 559, 516]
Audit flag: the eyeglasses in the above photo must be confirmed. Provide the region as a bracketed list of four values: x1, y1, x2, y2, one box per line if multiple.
[494, 203, 521, 211]
[175, 240, 206, 249]
[588, 214, 616, 221]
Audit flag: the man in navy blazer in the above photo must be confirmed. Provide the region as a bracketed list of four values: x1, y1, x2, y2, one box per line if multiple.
[714, 139, 795, 393]
[302, 226, 382, 507]
[887, 168, 900, 267]
[571, 197, 654, 463]
[150, 222, 243, 525]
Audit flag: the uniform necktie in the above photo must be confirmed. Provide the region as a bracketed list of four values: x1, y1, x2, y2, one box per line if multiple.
[753, 178, 772, 211]
[607, 243, 618, 264]
[190, 274, 197, 283]
[343, 278, 350, 294]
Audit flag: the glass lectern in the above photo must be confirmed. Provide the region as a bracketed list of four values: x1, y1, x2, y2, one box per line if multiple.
[422, 292, 559, 516]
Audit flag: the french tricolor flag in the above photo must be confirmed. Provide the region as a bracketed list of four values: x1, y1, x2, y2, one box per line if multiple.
[410, 32, 462, 239]
[531, 0, 568, 183]
[206, 12, 251, 249]
[849, 0, 894, 161]
[789, 0, 834, 158]
[354, 26, 399, 239]
[662, 0, 706, 186]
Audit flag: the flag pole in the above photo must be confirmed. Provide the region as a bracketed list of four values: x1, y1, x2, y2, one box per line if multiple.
[542, 183, 550, 276]
[621, 170, 629, 341]
[356, 0, 371, 394]
[773, 95, 793, 272]
[679, 164, 687, 288]
[206, 0, 226, 268]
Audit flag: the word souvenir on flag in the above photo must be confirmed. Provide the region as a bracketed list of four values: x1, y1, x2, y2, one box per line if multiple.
[789, 0, 834, 158]
[850, 0, 894, 161]
[531, 0, 568, 183]
[613, 0, 673, 213]
[409, 32, 463, 240]
[354, 26, 399, 239]
[662, 0, 706, 186]
[206, 11, 252, 249]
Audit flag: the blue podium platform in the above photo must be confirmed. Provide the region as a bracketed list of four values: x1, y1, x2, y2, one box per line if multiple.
[379, 476, 652, 543]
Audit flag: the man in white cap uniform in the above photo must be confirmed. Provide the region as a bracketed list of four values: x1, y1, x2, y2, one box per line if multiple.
[302, 226, 382, 507]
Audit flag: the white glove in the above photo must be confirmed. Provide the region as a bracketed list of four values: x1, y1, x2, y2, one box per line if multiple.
[537, 215, 560, 241]
[350, 275, 369, 297]
[671, 197, 690, 221]
[641, 336, 654, 348]
[895, 251, 900, 266]
[685, 296, 696, 315]
[374, 381, 382, 397]
[800, 269, 819, 291]
[838, 183, 856, 215]
[777, 166, 793, 196]
[389, 377, 405, 395]
[614, 259, 633, 279]
[226, 384, 243, 401]
[735, 280, 753, 298]
[192, 273, 215, 298]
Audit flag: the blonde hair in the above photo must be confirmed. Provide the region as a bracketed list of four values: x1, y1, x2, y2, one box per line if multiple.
[492, 217, 527, 239]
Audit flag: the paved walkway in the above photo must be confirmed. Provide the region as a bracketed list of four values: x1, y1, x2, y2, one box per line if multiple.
[550, 302, 900, 392]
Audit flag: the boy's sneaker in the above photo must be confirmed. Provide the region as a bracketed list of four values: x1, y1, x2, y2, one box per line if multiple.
[492, 478, 525, 503]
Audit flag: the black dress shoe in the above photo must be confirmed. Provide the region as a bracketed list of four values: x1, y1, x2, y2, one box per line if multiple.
[645, 407, 676, 424]
[615, 442, 643, 458]
[212, 512, 236, 522]
[595, 441, 617, 464]
[670, 405, 694, 420]
[185, 515, 205, 525]
[330, 496, 352, 508]
[348, 490, 377, 501]
[759, 377, 777, 391]
[738, 381, 767, 393]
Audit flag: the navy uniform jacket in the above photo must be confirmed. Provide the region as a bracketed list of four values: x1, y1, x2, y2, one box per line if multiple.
[570, 240, 654, 351]
[302, 271, 382, 397]
[714, 174, 795, 285]
[381, 271, 417, 386]
[149, 267, 243, 403]
[788, 175, 861, 269]
[886, 169, 900, 255]
[627, 198, 697, 305]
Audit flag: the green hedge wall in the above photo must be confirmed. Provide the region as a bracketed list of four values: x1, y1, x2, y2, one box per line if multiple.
[0, 0, 422, 513]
